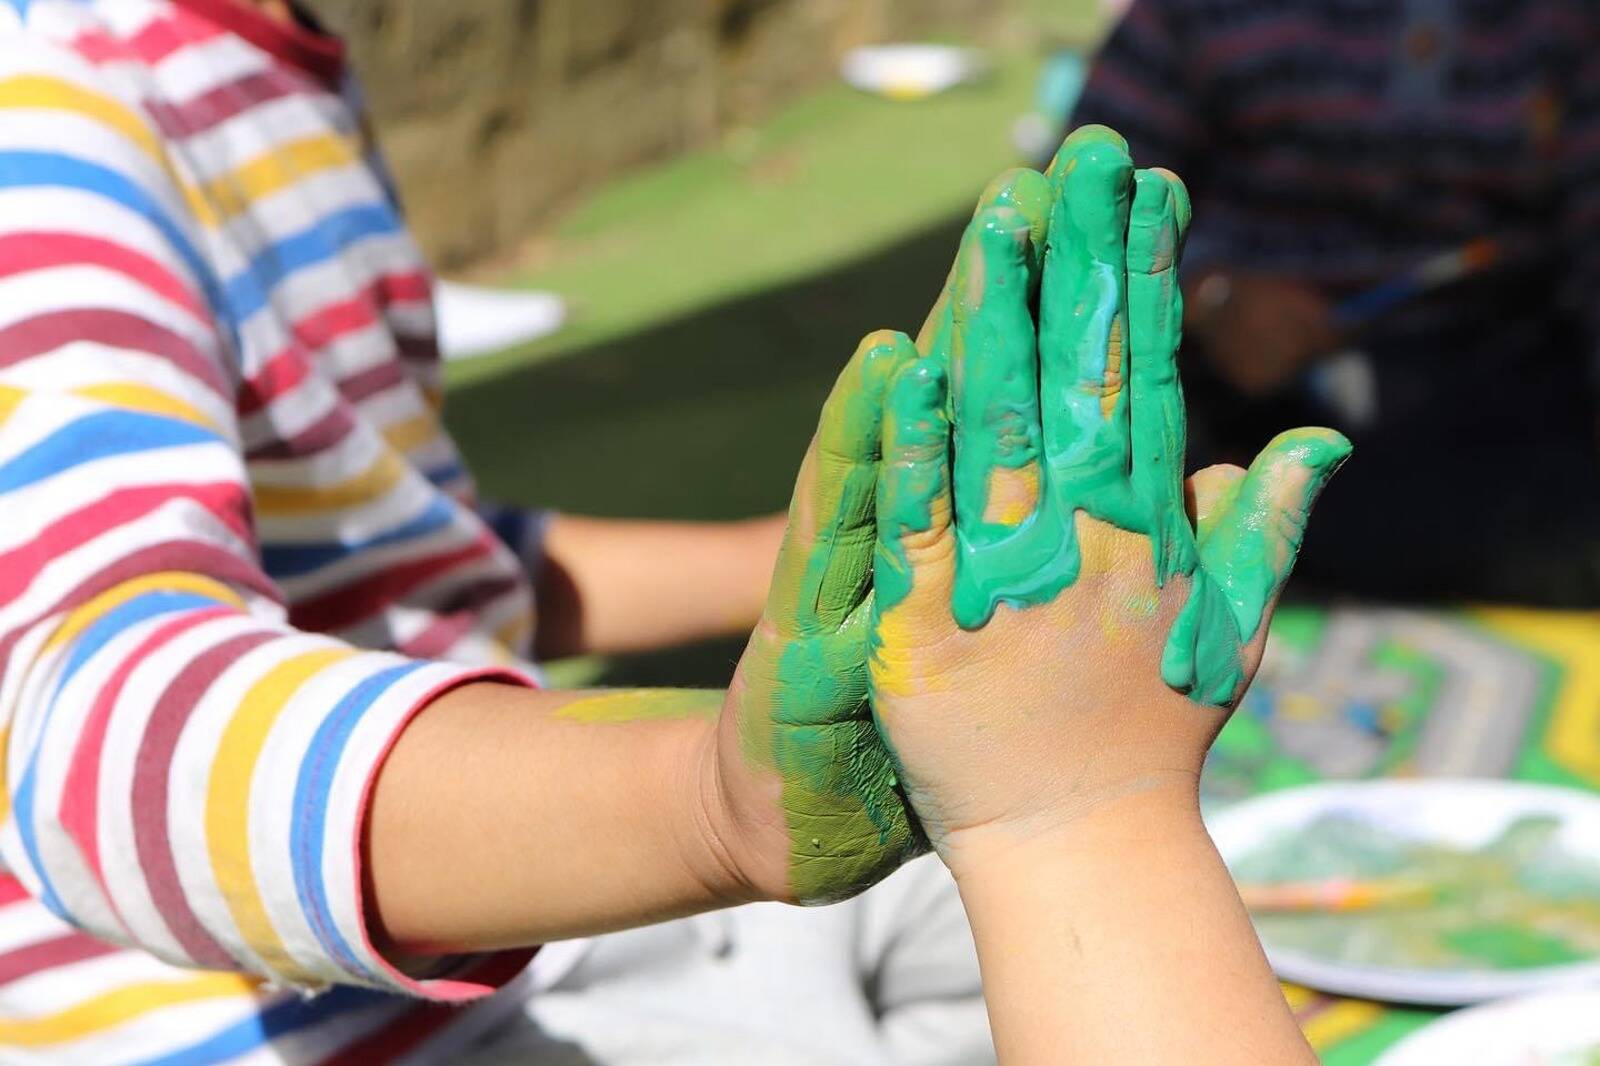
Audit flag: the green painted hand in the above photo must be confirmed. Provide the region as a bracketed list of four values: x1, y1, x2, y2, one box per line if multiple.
[711, 165, 1082, 904]
[718, 329, 925, 905]
[867, 126, 1352, 856]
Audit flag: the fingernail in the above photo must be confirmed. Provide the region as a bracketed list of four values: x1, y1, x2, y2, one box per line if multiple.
[980, 167, 1051, 218]
[1285, 428, 1354, 491]
[1048, 124, 1131, 181]
[1129, 171, 1177, 275]
[859, 329, 916, 390]
[976, 207, 1030, 273]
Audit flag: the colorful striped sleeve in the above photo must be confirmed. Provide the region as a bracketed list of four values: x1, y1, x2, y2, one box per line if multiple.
[0, 39, 531, 1000]
[474, 501, 551, 579]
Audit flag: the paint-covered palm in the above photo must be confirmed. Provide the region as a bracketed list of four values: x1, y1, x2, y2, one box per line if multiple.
[867, 127, 1352, 858]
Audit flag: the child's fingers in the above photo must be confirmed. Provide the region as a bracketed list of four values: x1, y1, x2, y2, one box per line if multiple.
[1198, 428, 1354, 642]
[977, 167, 1053, 279]
[874, 357, 955, 624]
[951, 206, 1044, 545]
[768, 330, 918, 636]
[916, 168, 1053, 352]
[1038, 128, 1136, 487]
[1155, 165, 1192, 250]
[1166, 439, 1344, 708]
[1127, 167, 1198, 582]
[1184, 464, 1247, 541]
[1043, 123, 1129, 188]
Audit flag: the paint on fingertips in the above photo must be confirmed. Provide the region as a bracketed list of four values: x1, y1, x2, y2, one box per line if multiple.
[914, 135, 1351, 707]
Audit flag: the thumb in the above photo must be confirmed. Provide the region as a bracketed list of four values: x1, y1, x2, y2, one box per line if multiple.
[1199, 428, 1352, 643]
[871, 357, 955, 699]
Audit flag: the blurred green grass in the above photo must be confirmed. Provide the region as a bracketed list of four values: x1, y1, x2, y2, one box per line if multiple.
[446, 52, 1041, 389]
[439, 49, 1052, 684]
[445, 53, 1048, 514]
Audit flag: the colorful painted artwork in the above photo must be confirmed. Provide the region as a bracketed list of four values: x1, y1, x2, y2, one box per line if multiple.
[1207, 606, 1600, 1064]
[1236, 812, 1600, 971]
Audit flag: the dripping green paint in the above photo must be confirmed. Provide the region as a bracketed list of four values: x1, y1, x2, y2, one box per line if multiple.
[878, 125, 1350, 707]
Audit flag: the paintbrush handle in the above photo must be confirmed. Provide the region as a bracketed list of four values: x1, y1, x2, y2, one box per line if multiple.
[1333, 239, 1500, 330]
[1239, 879, 1435, 913]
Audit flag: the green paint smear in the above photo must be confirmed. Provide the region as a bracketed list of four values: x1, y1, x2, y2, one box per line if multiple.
[1442, 924, 1589, 968]
[760, 125, 1347, 902]
[553, 659, 919, 901]
[888, 126, 1350, 707]
[555, 689, 724, 724]
[742, 333, 927, 904]
[1241, 813, 1600, 972]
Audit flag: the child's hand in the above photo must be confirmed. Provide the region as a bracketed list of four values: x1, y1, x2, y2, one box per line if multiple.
[707, 165, 1067, 905]
[867, 127, 1351, 866]
[713, 329, 925, 905]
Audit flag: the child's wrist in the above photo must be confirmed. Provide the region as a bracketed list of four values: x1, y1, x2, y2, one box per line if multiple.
[938, 770, 1205, 889]
[677, 703, 792, 906]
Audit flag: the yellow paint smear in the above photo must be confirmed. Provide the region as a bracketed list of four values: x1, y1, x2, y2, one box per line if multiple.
[555, 689, 723, 725]
[982, 465, 1039, 527]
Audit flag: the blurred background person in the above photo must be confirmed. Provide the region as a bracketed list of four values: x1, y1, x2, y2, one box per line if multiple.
[1070, 0, 1600, 605]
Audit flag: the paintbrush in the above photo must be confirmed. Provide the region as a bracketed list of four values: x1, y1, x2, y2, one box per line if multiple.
[1313, 238, 1504, 427]
[1332, 239, 1501, 331]
[1239, 878, 1438, 913]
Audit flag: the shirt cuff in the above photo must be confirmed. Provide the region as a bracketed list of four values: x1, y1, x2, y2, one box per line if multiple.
[476, 502, 552, 581]
[293, 658, 539, 1000]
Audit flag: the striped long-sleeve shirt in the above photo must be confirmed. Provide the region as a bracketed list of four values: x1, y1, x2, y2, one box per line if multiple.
[0, 1, 545, 1060]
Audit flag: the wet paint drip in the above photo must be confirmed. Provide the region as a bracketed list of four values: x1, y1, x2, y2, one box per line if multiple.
[880, 126, 1350, 708]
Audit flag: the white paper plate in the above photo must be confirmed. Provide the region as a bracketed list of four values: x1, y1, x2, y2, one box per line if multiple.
[1375, 989, 1600, 1066]
[840, 45, 984, 100]
[1208, 779, 1600, 1006]
[436, 281, 566, 362]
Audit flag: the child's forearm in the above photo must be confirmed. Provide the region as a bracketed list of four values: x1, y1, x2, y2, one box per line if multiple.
[535, 514, 787, 658]
[948, 781, 1316, 1066]
[365, 684, 776, 956]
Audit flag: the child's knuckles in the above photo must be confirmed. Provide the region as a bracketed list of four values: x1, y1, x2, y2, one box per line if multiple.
[858, 329, 916, 377]
[979, 464, 1041, 527]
